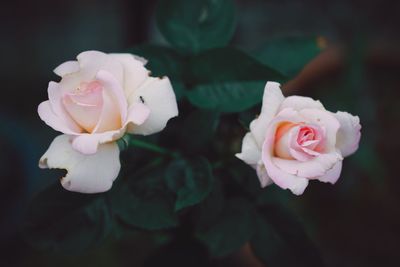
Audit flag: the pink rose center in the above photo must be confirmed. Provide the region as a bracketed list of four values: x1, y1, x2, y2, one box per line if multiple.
[62, 81, 104, 133]
[274, 122, 325, 161]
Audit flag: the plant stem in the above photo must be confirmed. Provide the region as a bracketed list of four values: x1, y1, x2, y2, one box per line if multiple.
[129, 138, 180, 158]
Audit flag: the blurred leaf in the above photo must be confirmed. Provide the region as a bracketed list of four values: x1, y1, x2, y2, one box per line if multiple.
[129, 45, 185, 99]
[186, 47, 285, 112]
[156, 0, 236, 53]
[22, 183, 112, 253]
[192, 178, 225, 228]
[187, 81, 266, 113]
[165, 157, 214, 211]
[195, 198, 256, 258]
[254, 36, 323, 78]
[251, 206, 324, 267]
[189, 47, 286, 84]
[178, 109, 220, 152]
[112, 164, 178, 230]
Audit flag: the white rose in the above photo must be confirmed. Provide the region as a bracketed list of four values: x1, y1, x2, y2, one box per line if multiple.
[236, 82, 361, 195]
[38, 51, 178, 193]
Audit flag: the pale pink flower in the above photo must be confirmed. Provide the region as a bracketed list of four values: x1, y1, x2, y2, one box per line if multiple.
[38, 51, 178, 193]
[236, 82, 361, 195]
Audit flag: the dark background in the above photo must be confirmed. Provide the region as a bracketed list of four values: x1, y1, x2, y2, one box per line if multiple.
[1, 0, 400, 266]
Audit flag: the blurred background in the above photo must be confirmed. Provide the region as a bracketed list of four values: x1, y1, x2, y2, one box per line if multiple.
[1, 0, 399, 266]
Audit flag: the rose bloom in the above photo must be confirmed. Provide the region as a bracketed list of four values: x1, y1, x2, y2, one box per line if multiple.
[236, 82, 361, 195]
[38, 51, 178, 193]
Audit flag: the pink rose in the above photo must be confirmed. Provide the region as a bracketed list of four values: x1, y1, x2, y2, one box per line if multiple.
[38, 51, 178, 193]
[236, 82, 361, 195]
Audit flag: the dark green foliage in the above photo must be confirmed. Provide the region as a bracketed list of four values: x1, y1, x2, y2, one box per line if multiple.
[178, 109, 220, 153]
[22, 183, 113, 253]
[165, 157, 214, 211]
[112, 164, 179, 230]
[195, 198, 257, 258]
[254, 36, 323, 78]
[251, 206, 325, 267]
[156, 0, 236, 54]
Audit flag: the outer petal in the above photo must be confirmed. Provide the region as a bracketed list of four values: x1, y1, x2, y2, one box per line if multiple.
[272, 151, 342, 179]
[53, 61, 80, 77]
[334, 111, 361, 157]
[39, 135, 120, 193]
[261, 109, 310, 195]
[109, 53, 150, 97]
[236, 132, 261, 166]
[47, 81, 82, 133]
[71, 128, 125, 155]
[77, 51, 124, 84]
[126, 102, 151, 126]
[256, 162, 273, 187]
[279, 96, 325, 112]
[250, 82, 285, 146]
[38, 101, 76, 135]
[318, 160, 343, 184]
[127, 77, 178, 135]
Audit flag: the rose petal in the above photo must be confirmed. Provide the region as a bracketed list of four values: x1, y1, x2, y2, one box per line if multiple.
[39, 135, 120, 193]
[318, 160, 343, 184]
[71, 129, 125, 155]
[334, 111, 361, 157]
[279, 95, 325, 112]
[299, 109, 341, 152]
[256, 162, 273, 187]
[127, 77, 178, 135]
[126, 102, 151, 126]
[236, 132, 261, 166]
[110, 53, 150, 97]
[47, 81, 82, 133]
[261, 110, 311, 195]
[77, 51, 124, 84]
[38, 101, 77, 135]
[250, 82, 285, 146]
[272, 151, 342, 178]
[53, 61, 80, 77]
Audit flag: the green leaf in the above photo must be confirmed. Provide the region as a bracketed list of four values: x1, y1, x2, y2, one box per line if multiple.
[178, 109, 220, 152]
[112, 164, 178, 230]
[187, 81, 266, 113]
[129, 45, 185, 99]
[156, 0, 236, 53]
[165, 157, 214, 211]
[251, 206, 324, 267]
[186, 47, 286, 112]
[22, 183, 113, 253]
[195, 198, 256, 258]
[189, 47, 286, 84]
[254, 36, 323, 78]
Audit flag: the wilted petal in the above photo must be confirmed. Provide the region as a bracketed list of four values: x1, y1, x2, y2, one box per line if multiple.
[39, 135, 120, 193]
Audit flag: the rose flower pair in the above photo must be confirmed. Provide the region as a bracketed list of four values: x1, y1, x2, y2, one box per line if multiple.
[38, 51, 361, 195]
